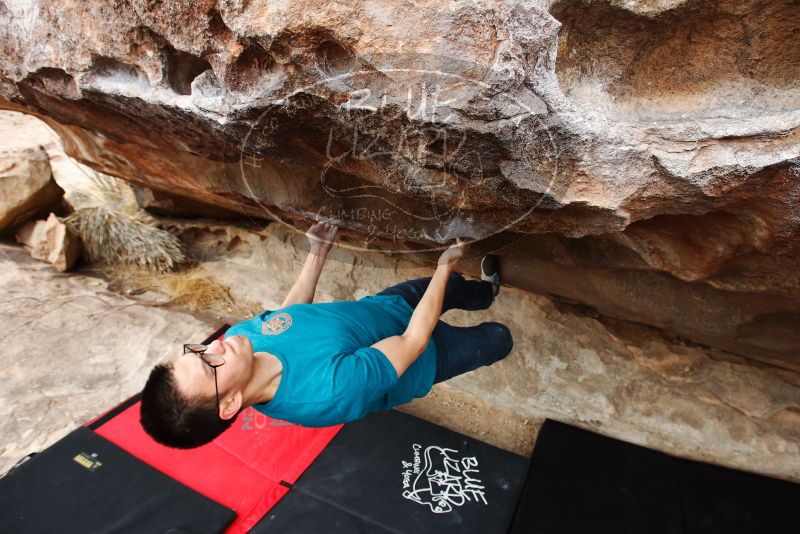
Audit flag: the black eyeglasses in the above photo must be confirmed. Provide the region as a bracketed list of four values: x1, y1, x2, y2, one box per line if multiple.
[183, 344, 225, 418]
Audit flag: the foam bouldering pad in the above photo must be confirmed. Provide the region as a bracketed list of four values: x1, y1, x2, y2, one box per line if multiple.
[508, 419, 800, 534]
[509, 419, 682, 534]
[679, 455, 800, 533]
[251, 488, 394, 534]
[252, 409, 528, 533]
[0, 426, 236, 533]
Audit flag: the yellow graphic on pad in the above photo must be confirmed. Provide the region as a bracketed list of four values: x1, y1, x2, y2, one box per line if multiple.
[73, 452, 103, 471]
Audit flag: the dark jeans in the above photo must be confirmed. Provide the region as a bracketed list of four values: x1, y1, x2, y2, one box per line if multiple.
[376, 271, 514, 383]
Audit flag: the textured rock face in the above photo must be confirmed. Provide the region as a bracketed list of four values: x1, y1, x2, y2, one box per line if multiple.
[16, 212, 82, 271]
[0, 0, 798, 367]
[0, 142, 64, 233]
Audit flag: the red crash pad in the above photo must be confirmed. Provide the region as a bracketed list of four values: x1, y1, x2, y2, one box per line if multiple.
[88, 327, 342, 533]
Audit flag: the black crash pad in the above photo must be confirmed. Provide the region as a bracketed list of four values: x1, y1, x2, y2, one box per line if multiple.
[0, 426, 235, 534]
[508, 419, 800, 534]
[251, 409, 528, 533]
[255, 487, 394, 533]
[679, 457, 800, 533]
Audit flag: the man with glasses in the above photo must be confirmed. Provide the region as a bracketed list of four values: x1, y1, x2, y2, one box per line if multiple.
[140, 221, 513, 449]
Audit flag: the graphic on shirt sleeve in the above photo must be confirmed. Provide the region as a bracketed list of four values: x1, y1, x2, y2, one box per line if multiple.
[401, 443, 487, 514]
[262, 312, 292, 335]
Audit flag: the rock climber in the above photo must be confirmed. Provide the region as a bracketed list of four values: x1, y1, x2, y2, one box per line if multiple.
[140, 221, 513, 448]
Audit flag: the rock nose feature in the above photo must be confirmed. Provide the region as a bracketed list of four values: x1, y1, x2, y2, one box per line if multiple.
[0, 0, 798, 369]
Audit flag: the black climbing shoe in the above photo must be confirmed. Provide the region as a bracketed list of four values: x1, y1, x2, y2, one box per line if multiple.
[480, 254, 501, 297]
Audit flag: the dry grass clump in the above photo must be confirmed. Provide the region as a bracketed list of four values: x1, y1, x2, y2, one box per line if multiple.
[64, 207, 186, 272]
[109, 266, 262, 317]
[57, 171, 264, 319]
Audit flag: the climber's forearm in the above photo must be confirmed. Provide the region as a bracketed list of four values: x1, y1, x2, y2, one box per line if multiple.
[280, 250, 328, 307]
[370, 264, 451, 378]
[403, 264, 451, 352]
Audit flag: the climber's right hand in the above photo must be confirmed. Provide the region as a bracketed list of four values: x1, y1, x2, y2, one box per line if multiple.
[437, 237, 473, 271]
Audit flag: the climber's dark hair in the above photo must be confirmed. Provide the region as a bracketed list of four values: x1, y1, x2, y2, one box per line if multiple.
[140, 363, 236, 449]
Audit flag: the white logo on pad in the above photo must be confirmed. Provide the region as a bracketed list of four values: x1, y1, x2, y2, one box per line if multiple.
[401, 444, 487, 514]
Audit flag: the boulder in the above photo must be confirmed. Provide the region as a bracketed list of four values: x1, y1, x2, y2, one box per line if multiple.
[0, 0, 798, 368]
[0, 145, 65, 233]
[0, 110, 118, 212]
[16, 213, 82, 271]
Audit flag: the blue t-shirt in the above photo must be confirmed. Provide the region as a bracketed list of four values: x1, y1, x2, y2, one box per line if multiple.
[225, 294, 437, 427]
